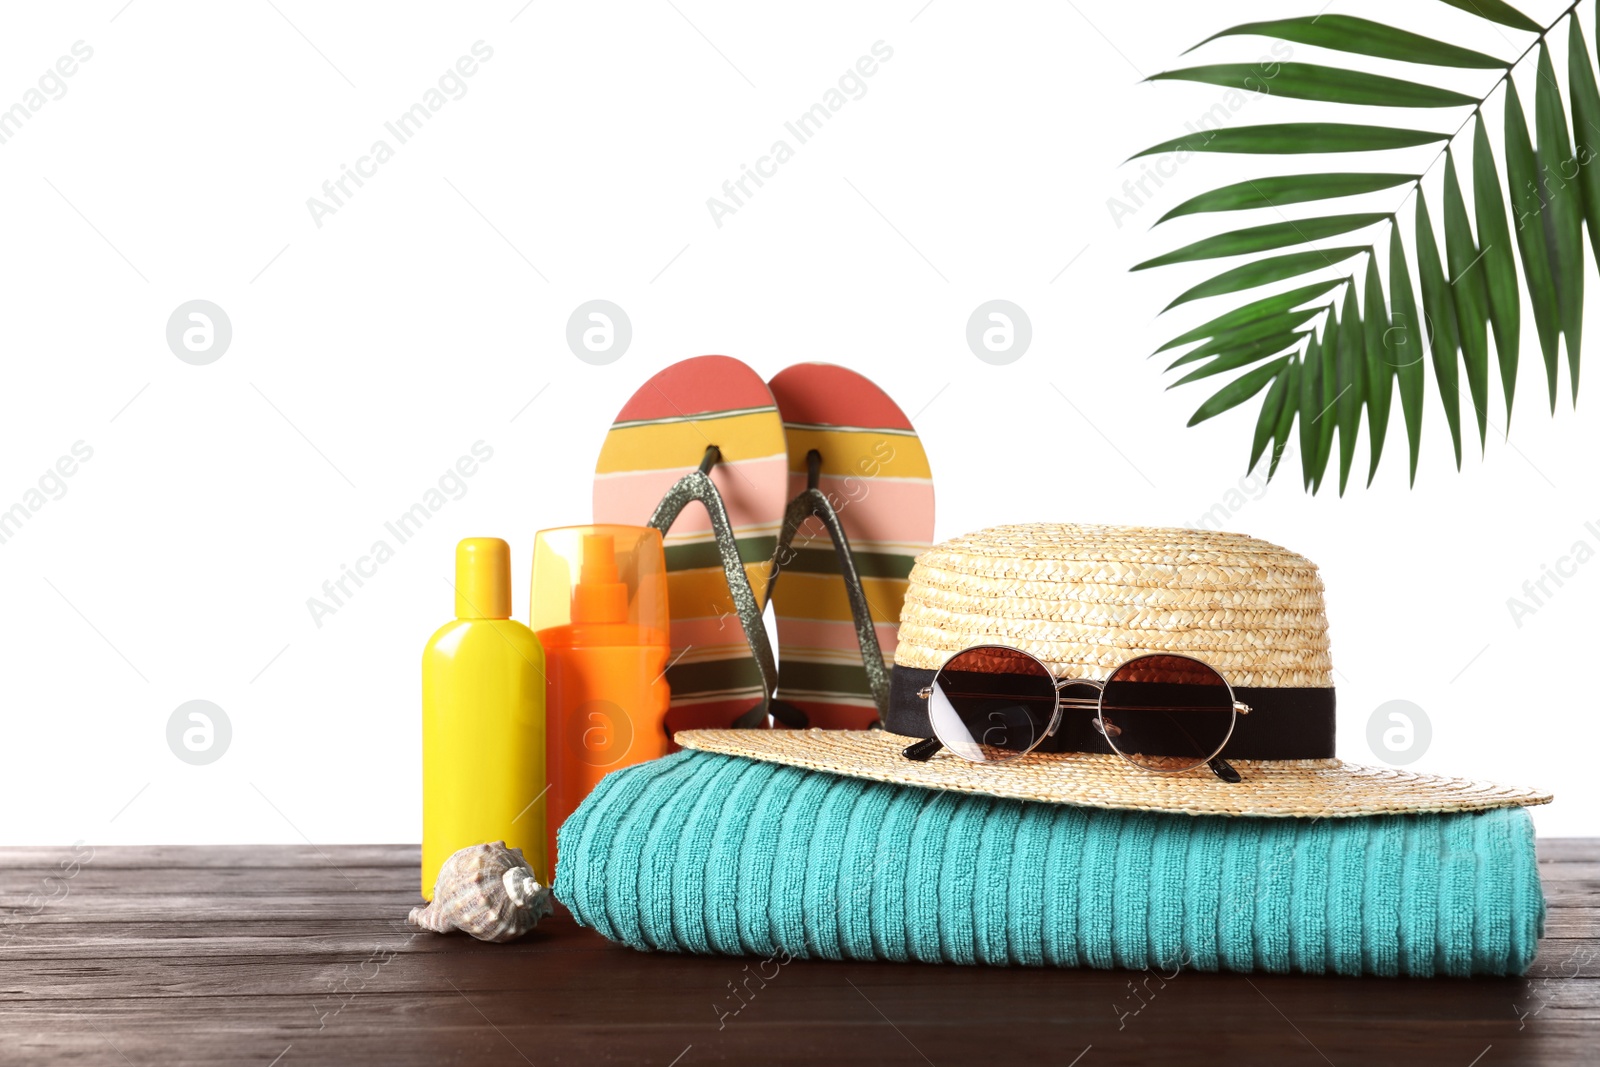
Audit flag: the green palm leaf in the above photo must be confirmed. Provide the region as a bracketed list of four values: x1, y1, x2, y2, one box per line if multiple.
[1164, 247, 1367, 309]
[1154, 280, 1343, 351]
[1148, 64, 1478, 108]
[1334, 283, 1366, 494]
[1361, 256, 1393, 485]
[1133, 214, 1387, 270]
[1267, 361, 1299, 479]
[1414, 188, 1463, 468]
[1157, 173, 1417, 224]
[1504, 78, 1563, 410]
[1165, 308, 1326, 369]
[1132, 123, 1447, 159]
[1536, 41, 1584, 403]
[1313, 309, 1340, 493]
[1171, 333, 1309, 387]
[1568, 18, 1600, 344]
[1250, 361, 1294, 473]
[1437, 0, 1540, 34]
[1188, 355, 1294, 427]
[1471, 112, 1520, 425]
[1387, 224, 1427, 486]
[1133, 1, 1594, 493]
[1189, 16, 1508, 69]
[1442, 150, 1492, 447]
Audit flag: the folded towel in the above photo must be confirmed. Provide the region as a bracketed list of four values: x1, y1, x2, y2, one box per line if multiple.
[554, 749, 1545, 976]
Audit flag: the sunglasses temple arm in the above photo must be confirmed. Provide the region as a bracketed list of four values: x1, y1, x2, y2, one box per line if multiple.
[1158, 708, 1244, 784]
[902, 737, 943, 762]
[767, 449, 892, 721]
[1207, 756, 1242, 783]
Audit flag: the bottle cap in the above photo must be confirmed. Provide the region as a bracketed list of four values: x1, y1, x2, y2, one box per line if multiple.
[455, 537, 512, 619]
[572, 532, 629, 624]
[530, 525, 668, 642]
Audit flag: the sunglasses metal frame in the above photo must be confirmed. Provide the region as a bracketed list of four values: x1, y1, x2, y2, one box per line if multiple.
[903, 645, 1252, 782]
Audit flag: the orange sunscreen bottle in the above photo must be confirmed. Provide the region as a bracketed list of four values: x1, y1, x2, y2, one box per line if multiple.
[421, 538, 546, 898]
[532, 525, 670, 871]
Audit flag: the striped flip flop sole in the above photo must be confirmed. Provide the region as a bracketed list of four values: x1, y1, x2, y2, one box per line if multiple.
[594, 355, 789, 734]
[767, 363, 935, 728]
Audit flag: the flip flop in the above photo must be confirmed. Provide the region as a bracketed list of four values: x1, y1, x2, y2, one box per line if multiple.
[765, 363, 936, 729]
[594, 356, 791, 736]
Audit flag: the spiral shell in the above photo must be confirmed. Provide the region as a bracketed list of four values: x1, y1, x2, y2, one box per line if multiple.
[408, 842, 552, 943]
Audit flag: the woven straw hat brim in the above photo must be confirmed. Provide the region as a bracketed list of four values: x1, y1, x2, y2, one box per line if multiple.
[676, 729, 1553, 818]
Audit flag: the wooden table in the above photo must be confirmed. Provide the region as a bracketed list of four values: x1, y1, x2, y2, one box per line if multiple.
[2, 842, 1594, 1065]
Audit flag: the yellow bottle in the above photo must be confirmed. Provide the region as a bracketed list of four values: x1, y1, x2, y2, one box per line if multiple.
[421, 537, 546, 899]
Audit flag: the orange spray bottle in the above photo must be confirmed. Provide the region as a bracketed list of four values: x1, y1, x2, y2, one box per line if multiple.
[531, 525, 670, 871]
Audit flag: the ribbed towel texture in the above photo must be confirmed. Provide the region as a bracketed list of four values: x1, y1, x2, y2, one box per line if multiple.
[554, 750, 1545, 976]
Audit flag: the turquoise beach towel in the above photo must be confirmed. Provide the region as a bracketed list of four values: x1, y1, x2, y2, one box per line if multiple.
[553, 749, 1545, 976]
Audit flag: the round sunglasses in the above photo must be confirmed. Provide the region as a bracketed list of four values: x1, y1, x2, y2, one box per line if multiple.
[900, 646, 1252, 782]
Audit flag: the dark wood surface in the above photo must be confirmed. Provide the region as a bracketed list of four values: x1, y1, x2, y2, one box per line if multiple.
[2, 842, 1595, 1066]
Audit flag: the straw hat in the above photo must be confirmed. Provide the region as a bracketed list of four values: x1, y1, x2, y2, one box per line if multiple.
[679, 523, 1551, 818]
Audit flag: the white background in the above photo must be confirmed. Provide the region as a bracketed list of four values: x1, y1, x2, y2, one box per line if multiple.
[0, 0, 1594, 844]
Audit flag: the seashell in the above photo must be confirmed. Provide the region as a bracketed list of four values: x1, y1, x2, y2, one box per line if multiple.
[408, 841, 553, 943]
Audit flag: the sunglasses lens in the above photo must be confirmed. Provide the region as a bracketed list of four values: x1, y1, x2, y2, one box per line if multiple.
[1098, 654, 1235, 773]
[929, 646, 1057, 763]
